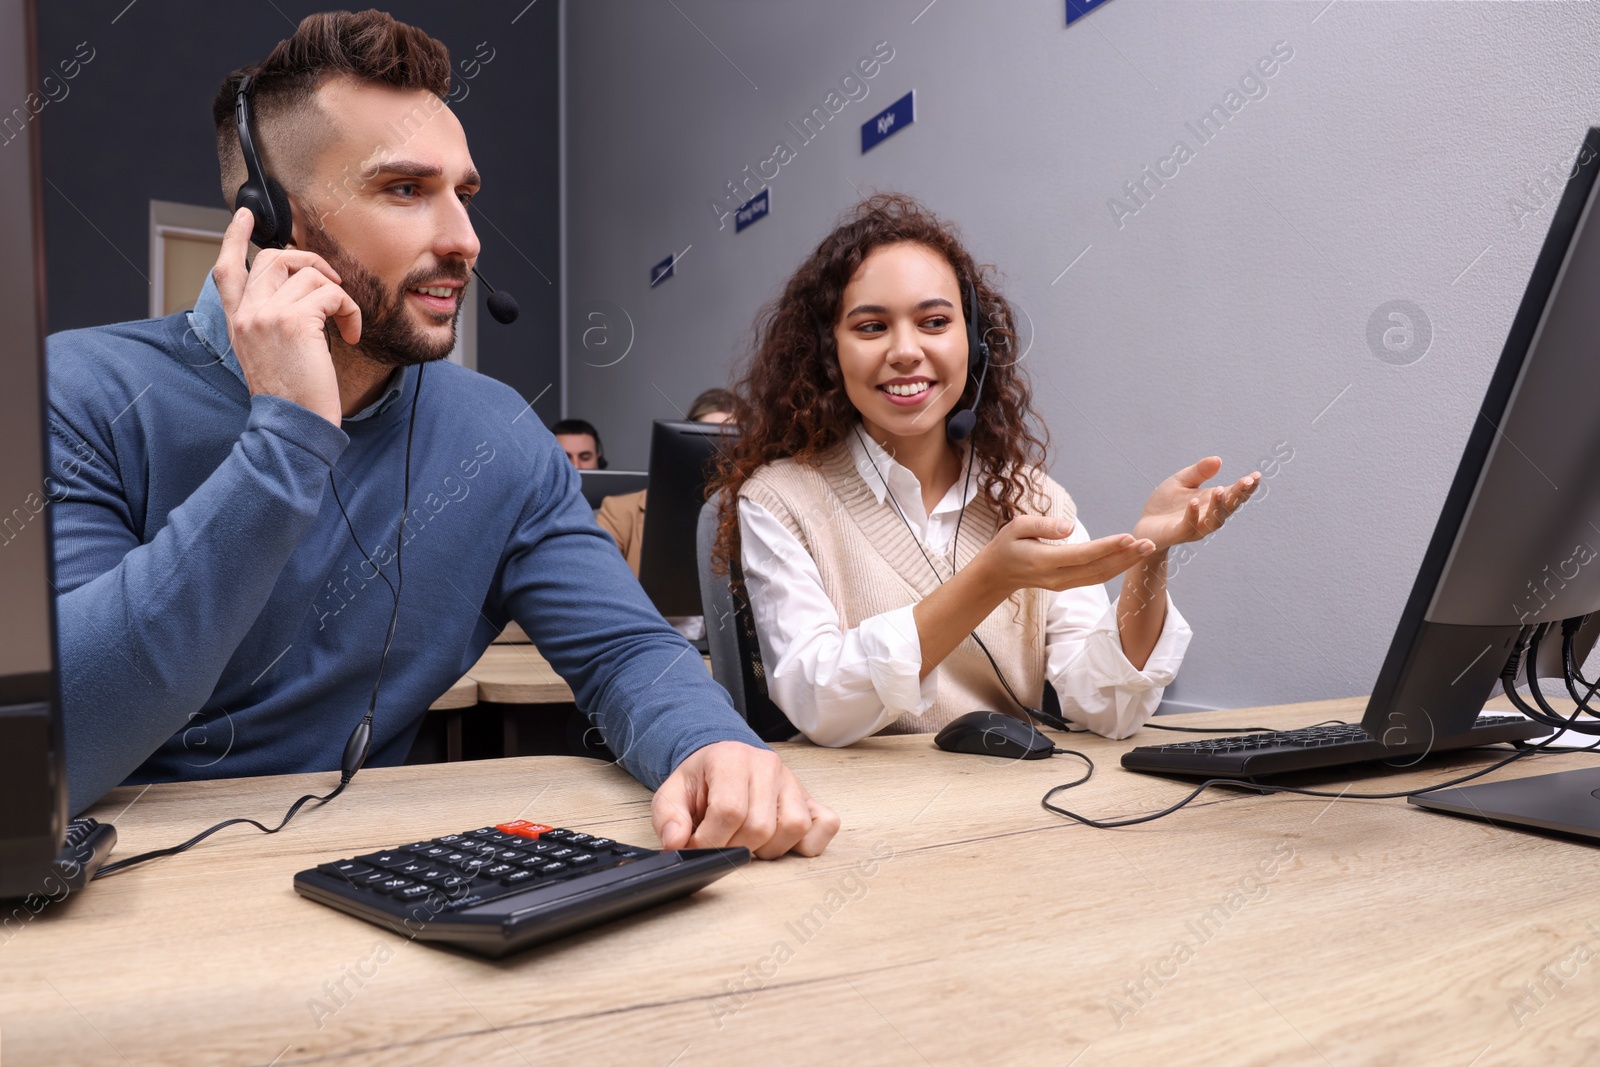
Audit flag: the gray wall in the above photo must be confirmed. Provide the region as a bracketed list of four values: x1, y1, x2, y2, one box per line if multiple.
[35, 0, 561, 420]
[564, 0, 1600, 711]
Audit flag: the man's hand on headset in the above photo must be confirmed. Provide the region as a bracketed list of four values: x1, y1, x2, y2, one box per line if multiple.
[212, 207, 360, 427]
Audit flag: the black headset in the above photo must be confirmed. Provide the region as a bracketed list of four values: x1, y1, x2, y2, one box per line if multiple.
[233, 74, 294, 250]
[945, 281, 990, 444]
[817, 278, 991, 444]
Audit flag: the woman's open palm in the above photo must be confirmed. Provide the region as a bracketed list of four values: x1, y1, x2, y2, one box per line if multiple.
[1131, 456, 1260, 552]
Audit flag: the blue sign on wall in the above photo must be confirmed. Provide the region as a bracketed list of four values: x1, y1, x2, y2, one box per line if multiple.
[861, 90, 914, 154]
[735, 188, 769, 233]
[649, 253, 674, 287]
[1066, 0, 1113, 25]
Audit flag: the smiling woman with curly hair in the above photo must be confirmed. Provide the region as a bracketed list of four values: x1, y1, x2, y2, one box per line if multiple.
[709, 193, 1259, 747]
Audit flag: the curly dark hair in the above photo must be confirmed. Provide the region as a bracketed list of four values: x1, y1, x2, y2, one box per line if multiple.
[709, 192, 1050, 569]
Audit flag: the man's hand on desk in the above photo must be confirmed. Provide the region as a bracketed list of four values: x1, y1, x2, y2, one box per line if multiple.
[652, 742, 840, 859]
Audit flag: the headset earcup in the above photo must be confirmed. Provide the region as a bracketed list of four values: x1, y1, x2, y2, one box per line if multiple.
[235, 177, 292, 249]
[235, 180, 270, 247]
[263, 176, 293, 248]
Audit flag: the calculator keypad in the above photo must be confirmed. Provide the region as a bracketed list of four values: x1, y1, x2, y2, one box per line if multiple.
[317, 825, 654, 909]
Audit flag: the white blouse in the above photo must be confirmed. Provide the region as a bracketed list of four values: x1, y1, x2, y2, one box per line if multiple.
[738, 432, 1192, 747]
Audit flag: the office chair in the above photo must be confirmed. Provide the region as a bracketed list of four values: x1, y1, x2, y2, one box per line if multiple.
[696, 493, 798, 742]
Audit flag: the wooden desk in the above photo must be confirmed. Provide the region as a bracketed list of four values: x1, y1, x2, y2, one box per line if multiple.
[425, 620, 537, 713]
[464, 644, 714, 706]
[492, 621, 530, 645]
[6, 697, 1597, 1065]
[465, 643, 574, 705]
[426, 675, 477, 711]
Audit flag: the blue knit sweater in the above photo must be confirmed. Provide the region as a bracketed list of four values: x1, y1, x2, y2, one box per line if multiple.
[46, 274, 763, 814]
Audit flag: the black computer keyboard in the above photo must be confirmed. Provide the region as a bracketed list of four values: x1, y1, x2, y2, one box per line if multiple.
[293, 820, 748, 958]
[1121, 713, 1551, 779]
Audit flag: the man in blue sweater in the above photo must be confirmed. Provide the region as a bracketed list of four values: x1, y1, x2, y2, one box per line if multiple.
[46, 11, 837, 860]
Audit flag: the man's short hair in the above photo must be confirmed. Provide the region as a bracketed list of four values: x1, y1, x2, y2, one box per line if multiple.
[210, 10, 452, 216]
[551, 419, 603, 444]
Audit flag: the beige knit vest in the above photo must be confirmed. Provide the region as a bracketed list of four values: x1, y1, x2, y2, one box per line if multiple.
[740, 443, 1077, 735]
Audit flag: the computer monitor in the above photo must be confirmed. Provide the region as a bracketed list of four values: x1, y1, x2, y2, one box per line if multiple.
[0, 0, 70, 899]
[638, 420, 738, 618]
[578, 469, 648, 510]
[1361, 127, 1600, 837]
[1362, 126, 1600, 741]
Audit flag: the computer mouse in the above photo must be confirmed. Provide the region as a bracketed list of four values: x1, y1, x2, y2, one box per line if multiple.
[934, 710, 1056, 760]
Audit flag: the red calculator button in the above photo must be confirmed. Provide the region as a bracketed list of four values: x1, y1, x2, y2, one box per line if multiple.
[497, 821, 553, 839]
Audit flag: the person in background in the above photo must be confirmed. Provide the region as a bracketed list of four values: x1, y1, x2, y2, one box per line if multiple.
[552, 418, 606, 469]
[596, 388, 734, 573]
[689, 389, 735, 427]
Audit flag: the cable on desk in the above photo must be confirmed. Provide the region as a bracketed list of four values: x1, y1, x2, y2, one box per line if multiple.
[94, 782, 346, 878]
[1048, 748, 1094, 788]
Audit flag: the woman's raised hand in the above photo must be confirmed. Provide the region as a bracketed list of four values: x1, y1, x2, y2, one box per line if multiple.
[1131, 457, 1260, 552]
[972, 515, 1155, 597]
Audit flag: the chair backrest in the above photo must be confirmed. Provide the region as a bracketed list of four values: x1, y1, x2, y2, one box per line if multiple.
[696, 493, 746, 711]
[697, 492, 797, 741]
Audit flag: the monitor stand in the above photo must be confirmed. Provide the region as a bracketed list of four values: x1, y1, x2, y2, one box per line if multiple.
[1409, 767, 1600, 843]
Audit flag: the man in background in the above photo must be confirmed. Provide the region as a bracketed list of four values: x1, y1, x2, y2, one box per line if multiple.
[552, 418, 606, 469]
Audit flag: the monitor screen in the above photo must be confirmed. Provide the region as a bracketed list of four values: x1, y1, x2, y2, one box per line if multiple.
[638, 420, 738, 618]
[578, 469, 648, 511]
[0, 0, 69, 898]
[1362, 126, 1600, 748]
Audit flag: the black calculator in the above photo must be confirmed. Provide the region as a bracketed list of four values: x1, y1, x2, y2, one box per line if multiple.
[293, 820, 748, 958]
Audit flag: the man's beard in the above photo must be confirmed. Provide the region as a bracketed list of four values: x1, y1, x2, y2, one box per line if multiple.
[297, 225, 466, 368]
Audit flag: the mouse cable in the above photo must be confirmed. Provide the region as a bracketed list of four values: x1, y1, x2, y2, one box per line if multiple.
[1048, 748, 1095, 786]
[95, 364, 425, 880]
[1039, 676, 1594, 829]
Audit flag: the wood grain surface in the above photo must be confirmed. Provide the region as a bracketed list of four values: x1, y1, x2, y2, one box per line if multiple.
[4, 695, 1596, 1066]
